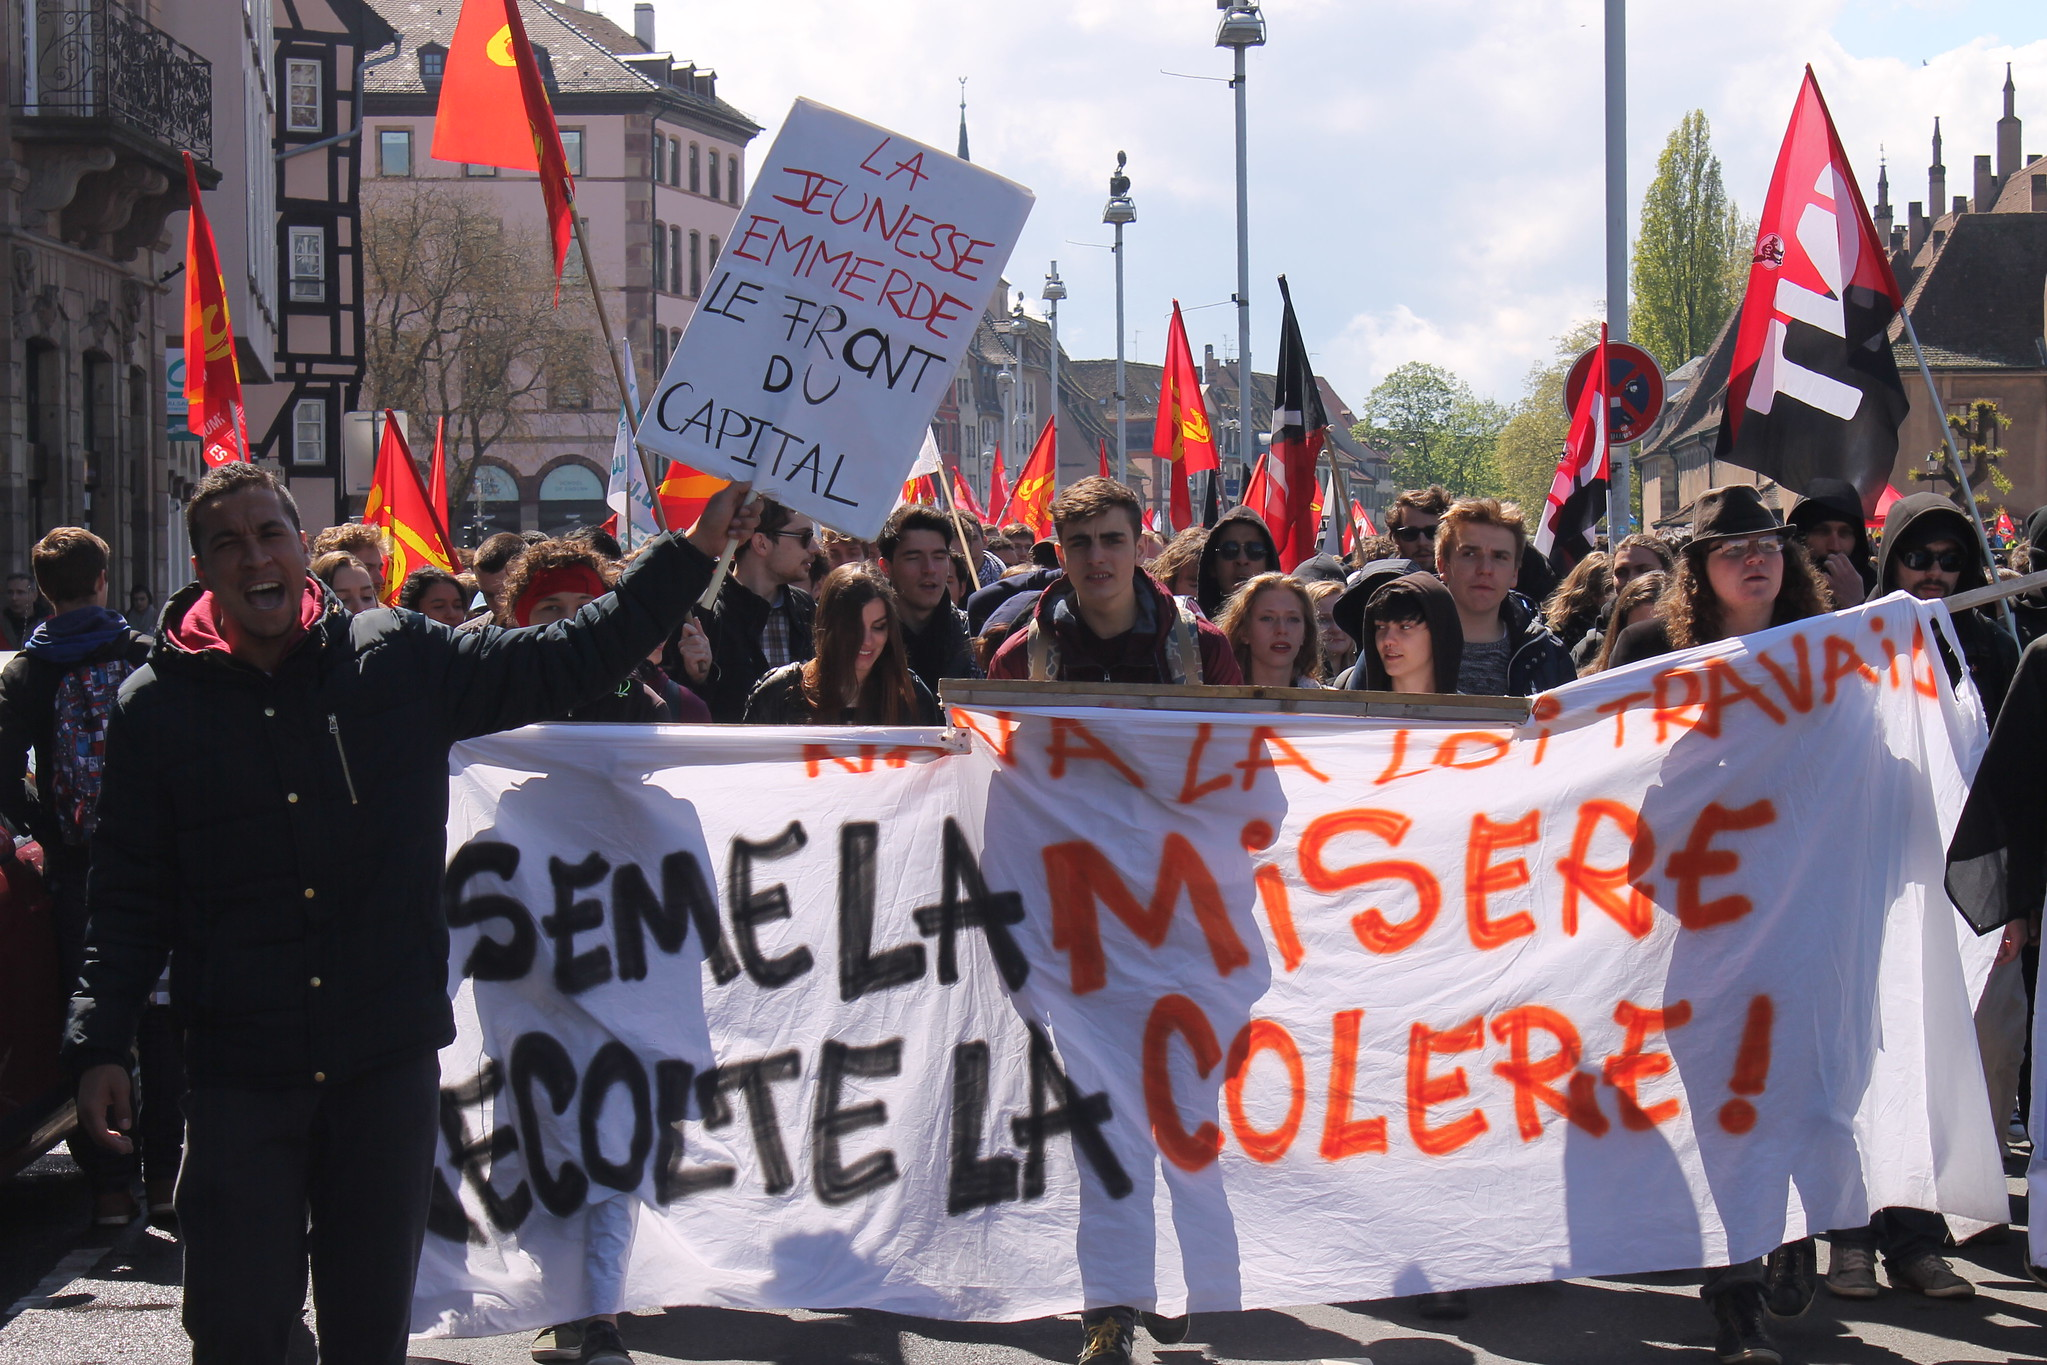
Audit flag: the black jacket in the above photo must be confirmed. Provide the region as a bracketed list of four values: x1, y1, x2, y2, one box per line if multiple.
[2011, 505, 2047, 646]
[696, 578, 815, 723]
[1345, 572, 1464, 693]
[64, 533, 718, 1089]
[742, 662, 941, 725]
[0, 612, 152, 859]
[1470, 591, 1575, 696]
[1948, 633, 2047, 935]
[1878, 492, 2018, 724]
[1788, 477, 1878, 595]
[901, 602, 975, 692]
[1196, 506, 1281, 618]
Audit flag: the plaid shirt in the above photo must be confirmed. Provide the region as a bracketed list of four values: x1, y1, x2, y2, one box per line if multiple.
[759, 590, 793, 669]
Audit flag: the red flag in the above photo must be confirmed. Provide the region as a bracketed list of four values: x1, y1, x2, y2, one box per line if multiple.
[181, 153, 247, 468]
[365, 413, 456, 602]
[1264, 278, 1328, 570]
[432, 0, 576, 279]
[949, 467, 986, 521]
[1098, 438, 1112, 481]
[1996, 509, 2017, 540]
[1007, 418, 1058, 538]
[1535, 324, 1612, 568]
[1346, 498, 1373, 554]
[1714, 67, 1907, 505]
[1868, 482, 1901, 531]
[428, 416, 451, 545]
[1142, 507, 1160, 534]
[1243, 453, 1280, 532]
[658, 460, 726, 533]
[988, 446, 1010, 523]
[1152, 300, 1219, 533]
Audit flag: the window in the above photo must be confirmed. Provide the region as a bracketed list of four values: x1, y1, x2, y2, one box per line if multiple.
[708, 235, 720, 266]
[285, 59, 322, 133]
[288, 225, 325, 301]
[539, 463, 608, 534]
[552, 372, 591, 409]
[655, 326, 669, 369]
[727, 156, 739, 203]
[668, 137, 680, 186]
[378, 128, 412, 177]
[465, 163, 496, 177]
[669, 226, 681, 295]
[292, 398, 327, 466]
[560, 129, 584, 176]
[708, 149, 720, 199]
[531, 46, 557, 90]
[689, 143, 700, 192]
[419, 47, 445, 87]
[563, 217, 587, 280]
[689, 230, 701, 295]
[652, 221, 667, 290]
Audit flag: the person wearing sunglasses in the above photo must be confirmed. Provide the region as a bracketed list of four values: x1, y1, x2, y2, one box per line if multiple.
[697, 497, 818, 721]
[1877, 492, 2018, 726]
[1194, 507, 1280, 618]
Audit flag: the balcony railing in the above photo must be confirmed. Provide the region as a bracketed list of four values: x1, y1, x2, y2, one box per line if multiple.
[16, 0, 212, 160]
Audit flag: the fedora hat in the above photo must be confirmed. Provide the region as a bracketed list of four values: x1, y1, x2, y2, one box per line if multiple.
[1690, 485, 1787, 545]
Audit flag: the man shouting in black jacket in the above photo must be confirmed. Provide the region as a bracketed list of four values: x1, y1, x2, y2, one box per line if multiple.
[65, 462, 757, 1365]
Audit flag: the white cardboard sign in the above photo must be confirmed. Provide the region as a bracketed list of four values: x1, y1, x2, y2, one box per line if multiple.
[636, 99, 1033, 537]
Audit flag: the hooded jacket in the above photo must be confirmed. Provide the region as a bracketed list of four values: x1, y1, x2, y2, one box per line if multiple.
[966, 566, 1061, 634]
[1347, 572, 1464, 693]
[0, 606, 152, 858]
[1196, 506, 1281, 619]
[2011, 505, 2047, 647]
[1948, 633, 2047, 935]
[986, 569, 1242, 685]
[1469, 590, 1575, 696]
[1788, 477, 1877, 593]
[63, 532, 717, 1089]
[1879, 492, 2018, 723]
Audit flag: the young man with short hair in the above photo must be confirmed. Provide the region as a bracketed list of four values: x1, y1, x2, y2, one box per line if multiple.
[1434, 498, 1572, 696]
[65, 462, 756, 1365]
[987, 477, 1238, 686]
[1787, 478, 1876, 608]
[699, 499, 817, 721]
[878, 505, 976, 692]
[311, 521, 387, 597]
[1382, 484, 1450, 566]
[468, 531, 529, 623]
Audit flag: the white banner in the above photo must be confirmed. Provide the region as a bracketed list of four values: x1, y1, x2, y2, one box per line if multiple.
[414, 596, 2004, 1337]
[636, 99, 1033, 538]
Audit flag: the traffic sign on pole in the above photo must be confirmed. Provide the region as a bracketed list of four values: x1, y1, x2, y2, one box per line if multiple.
[1564, 341, 1665, 444]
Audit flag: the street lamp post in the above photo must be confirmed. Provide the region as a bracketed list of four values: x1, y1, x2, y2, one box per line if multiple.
[1604, 0, 1630, 536]
[1103, 153, 1136, 485]
[1004, 294, 1031, 473]
[1042, 261, 1065, 491]
[1217, 2, 1265, 493]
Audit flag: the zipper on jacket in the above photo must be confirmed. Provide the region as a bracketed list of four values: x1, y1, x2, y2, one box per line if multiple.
[327, 713, 359, 805]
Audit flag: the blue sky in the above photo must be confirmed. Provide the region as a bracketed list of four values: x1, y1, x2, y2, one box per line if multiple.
[606, 1, 2044, 408]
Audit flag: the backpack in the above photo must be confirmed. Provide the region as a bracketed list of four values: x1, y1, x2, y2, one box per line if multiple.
[49, 659, 134, 846]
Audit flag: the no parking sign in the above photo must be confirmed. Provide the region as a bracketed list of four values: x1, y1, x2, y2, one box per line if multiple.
[1564, 341, 1664, 442]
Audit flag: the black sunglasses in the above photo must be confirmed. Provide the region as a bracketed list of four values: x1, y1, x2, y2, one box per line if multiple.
[767, 527, 815, 548]
[1391, 524, 1435, 543]
[1897, 547, 1964, 573]
[1214, 541, 1270, 562]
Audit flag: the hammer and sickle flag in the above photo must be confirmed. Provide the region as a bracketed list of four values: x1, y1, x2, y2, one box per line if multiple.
[432, 0, 576, 280]
[1152, 299, 1218, 531]
[181, 152, 247, 468]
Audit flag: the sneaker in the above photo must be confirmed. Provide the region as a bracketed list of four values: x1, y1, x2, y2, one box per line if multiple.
[1414, 1289, 1469, 1320]
[1823, 1243, 1880, 1299]
[92, 1190, 139, 1228]
[1886, 1252, 1974, 1298]
[1763, 1238, 1816, 1317]
[1711, 1287, 1782, 1365]
[578, 1318, 632, 1365]
[531, 1322, 582, 1363]
[1077, 1309, 1134, 1365]
[1140, 1312, 1189, 1344]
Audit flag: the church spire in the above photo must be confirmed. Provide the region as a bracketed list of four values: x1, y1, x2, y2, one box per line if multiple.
[1873, 146, 1893, 243]
[1997, 61, 2022, 181]
[956, 77, 970, 162]
[1929, 116, 1947, 216]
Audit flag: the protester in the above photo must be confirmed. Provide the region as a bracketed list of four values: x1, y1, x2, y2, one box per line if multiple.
[2, 569, 51, 648]
[312, 550, 381, 614]
[1876, 492, 2018, 725]
[1148, 527, 1207, 599]
[1583, 570, 1668, 675]
[310, 521, 386, 596]
[700, 499, 817, 722]
[125, 585, 159, 636]
[987, 476, 1239, 686]
[1433, 498, 1572, 695]
[1542, 550, 1613, 655]
[1333, 558, 1427, 684]
[1355, 573, 1463, 694]
[396, 567, 470, 628]
[1216, 573, 1323, 688]
[65, 462, 757, 1365]
[955, 512, 1006, 587]
[1788, 477, 1877, 608]
[1384, 484, 1450, 563]
[744, 564, 940, 724]
[0, 528, 157, 1227]
[2010, 506, 2047, 645]
[1196, 507, 1279, 618]
[877, 506, 976, 692]
[469, 530, 529, 622]
[818, 527, 870, 570]
[1304, 579, 1355, 681]
[966, 560, 1063, 634]
[1610, 532, 1675, 589]
[566, 524, 625, 562]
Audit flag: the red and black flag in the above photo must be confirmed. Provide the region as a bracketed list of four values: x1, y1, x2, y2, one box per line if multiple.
[1535, 324, 1611, 568]
[1263, 276, 1328, 570]
[1714, 67, 1907, 506]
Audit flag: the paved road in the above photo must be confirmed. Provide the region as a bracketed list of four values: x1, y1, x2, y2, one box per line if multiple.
[3, 1148, 2040, 1365]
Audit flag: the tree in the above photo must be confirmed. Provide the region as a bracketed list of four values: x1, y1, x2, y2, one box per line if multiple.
[363, 183, 600, 534]
[1632, 111, 1747, 374]
[1492, 318, 1605, 518]
[1909, 398, 2012, 512]
[1355, 362, 1507, 497]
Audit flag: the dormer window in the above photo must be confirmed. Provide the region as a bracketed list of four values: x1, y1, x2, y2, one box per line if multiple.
[531, 46, 557, 91]
[418, 44, 446, 88]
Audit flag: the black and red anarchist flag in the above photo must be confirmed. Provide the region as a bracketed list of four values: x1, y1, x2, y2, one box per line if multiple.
[1536, 325, 1610, 569]
[1256, 277, 1329, 569]
[1714, 67, 1908, 508]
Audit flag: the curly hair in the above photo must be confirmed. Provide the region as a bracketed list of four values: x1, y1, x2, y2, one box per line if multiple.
[1543, 551, 1613, 636]
[498, 538, 617, 625]
[1661, 538, 1831, 649]
[1215, 572, 1323, 685]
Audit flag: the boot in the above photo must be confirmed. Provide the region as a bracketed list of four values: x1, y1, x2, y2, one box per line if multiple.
[1711, 1286, 1781, 1365]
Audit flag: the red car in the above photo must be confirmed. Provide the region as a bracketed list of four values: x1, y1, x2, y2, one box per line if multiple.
[0, 820, 70, 1179]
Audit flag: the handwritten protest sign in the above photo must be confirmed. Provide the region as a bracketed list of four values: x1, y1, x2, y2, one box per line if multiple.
[413, 595, 2003, 1337]
[635, 99, 1033, 538]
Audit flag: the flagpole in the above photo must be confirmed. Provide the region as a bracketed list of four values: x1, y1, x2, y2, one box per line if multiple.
[572, 212, 673, 534]
[1603, 0, 1631, 538]
[935, 471, 983, 593]
[1898, 307, 2017, 640]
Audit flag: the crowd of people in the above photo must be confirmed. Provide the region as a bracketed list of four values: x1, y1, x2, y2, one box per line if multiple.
[2, 460, 2042, 1365]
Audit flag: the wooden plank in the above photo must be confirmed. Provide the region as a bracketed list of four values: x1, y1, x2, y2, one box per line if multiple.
[1946, 569, 2047, 614]
[939, 677, 1529, 723]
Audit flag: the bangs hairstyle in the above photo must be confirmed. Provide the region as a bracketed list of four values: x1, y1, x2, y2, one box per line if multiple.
[1364, 576, 1433, 627]
[1587, 569, 1670, 674]
[1663, 536, 1829, 649]
[1049, 476, 1142, 537]
[1148, 526, 1208, 589]
[310, 550, 371, 588]
[498, 538, 617, 625]
[1390, 485, 1451, 524]
[1435, 497, 1526, 562]
[804, 562, 921, 723]
[1215, 572, 1323, 684]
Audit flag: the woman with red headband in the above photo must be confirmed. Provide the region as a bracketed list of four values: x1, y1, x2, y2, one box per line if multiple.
[744, 563, 939, 724]
[501, 541, 676, 723]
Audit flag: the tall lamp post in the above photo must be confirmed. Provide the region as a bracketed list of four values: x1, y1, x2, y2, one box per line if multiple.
[1603, 0, 1630, 535]
[1216, 1, 1265, 479]
[1103, 153, 1135, 484]
[1042, 261, 1065, 491]
[1004, 294, 1031, 470]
